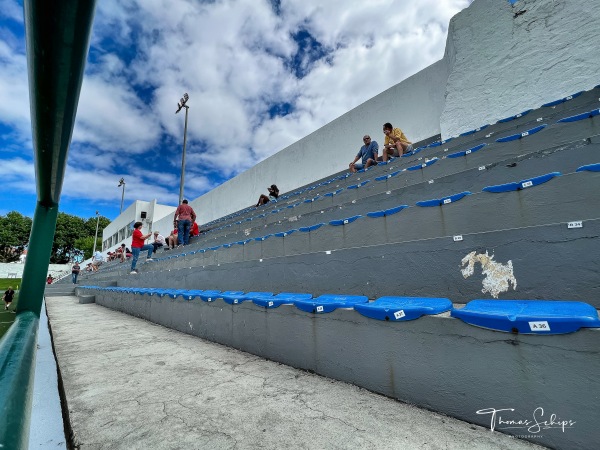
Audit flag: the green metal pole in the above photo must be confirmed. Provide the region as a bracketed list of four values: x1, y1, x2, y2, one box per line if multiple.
[0, 1, 98, 448]
[16, 204, 59, 315]
[0, 313, 40, 449]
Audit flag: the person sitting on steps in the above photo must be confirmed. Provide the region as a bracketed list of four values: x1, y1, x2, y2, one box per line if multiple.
[256, 184, 279, 206]
[381, 122, 413, 161]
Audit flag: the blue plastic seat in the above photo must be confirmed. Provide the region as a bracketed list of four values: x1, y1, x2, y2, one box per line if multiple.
[347, 180, 370, 189]
[495, 124, 547, 143]
[576, 163, 600, 173]
[198, 290, 244, 302]
[252, 292, 313, 308]
[323, 189, 344, 197]
[451, 300, 600, 334]
[542, 91, 584, 107]
[447, 143, 487, 159]
[299, 223, 325, 232]
[366, 205, 409, 218]
[294, 294, 369, 313]
[557, 108, 600, 123]
[184, 290, 205, 300]
[416, 191, 471, 207]
[428, 141, 442, 148]
[274, 229, 298, 238]
[329, 215, 362, 226]
[406, 158, 438, 171]
[221, 291, 273, 305]
[254, 234, 274, 242]
[401, 147, 422, 157]
[354, 297, 453, 321]
[482, 172, 561, 193]
[497, 109, 533, 123]
[375, 170, 402, 181]
[168, 289, 191, 299]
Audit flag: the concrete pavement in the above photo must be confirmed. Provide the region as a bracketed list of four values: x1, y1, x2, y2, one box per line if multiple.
[45, 296, 545, 450]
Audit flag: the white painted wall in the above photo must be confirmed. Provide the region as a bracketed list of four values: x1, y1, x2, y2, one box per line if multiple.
[188, 58, 450, 225]
[441, 0, 600, 137]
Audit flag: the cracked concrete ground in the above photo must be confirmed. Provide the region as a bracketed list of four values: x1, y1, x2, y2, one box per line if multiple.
[45, 296, 544, 450]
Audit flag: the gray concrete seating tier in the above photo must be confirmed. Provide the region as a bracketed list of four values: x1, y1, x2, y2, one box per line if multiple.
[199, 109, 600, 243]
[81, 171, 600, 307]
[203, 88, 600, 232]
[187, 122, 600, 249]
[202, 87, 600, 231]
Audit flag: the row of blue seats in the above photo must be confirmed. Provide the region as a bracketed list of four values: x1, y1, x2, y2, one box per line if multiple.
[144, 165, 599, 264]
[203, 108, 600, 235]
[80, 286, 600, 335]
[204, 87, 599, 228]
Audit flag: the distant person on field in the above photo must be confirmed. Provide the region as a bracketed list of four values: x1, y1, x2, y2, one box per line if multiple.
[130, 221, 154, 274]
[256, 184, 279, 206]
[174, 199, 197, 246]
[91, 250, 104, 271]
[71, 262, 81, 284]
[3, 286, 15, 311]
[349, 135, 378, 173]
[152, 231, 166, 254]
[381, 122, 412, 161]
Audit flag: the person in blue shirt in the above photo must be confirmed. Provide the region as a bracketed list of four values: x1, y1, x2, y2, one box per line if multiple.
[349, 135, 379, 173]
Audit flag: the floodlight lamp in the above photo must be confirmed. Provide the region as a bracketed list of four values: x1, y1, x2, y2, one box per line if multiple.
[118, 178, 125, 187]
[176, 93, 190, 113]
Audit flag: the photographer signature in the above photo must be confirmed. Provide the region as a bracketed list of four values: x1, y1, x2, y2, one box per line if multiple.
[476, 407, 575, 433]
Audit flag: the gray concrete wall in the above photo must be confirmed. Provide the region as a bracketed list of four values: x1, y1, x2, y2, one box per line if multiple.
[91, 290, 600, 450]
[441, 0, 600, 137]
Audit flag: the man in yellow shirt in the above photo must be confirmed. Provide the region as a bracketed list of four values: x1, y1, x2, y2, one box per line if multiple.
[381, 122, 413, 161]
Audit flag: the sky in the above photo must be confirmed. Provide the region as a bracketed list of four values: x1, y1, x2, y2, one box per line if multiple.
[0, 0, 473, 221]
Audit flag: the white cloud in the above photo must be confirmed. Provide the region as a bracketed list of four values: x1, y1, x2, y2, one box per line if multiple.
[0, 0, 473, 213]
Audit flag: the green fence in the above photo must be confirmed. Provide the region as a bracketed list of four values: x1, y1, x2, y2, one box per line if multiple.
[0, 1, 97, 448]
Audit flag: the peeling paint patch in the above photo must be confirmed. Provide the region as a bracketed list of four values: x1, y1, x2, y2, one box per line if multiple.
[461, 251, 517, 298]
[244, 228, 251, 236]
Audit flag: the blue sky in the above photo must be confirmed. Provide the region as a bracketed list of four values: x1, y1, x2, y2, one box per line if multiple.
[0, 0, 472, 221]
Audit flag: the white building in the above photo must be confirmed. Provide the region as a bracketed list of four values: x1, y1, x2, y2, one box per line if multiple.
[102, 200, 175, 252]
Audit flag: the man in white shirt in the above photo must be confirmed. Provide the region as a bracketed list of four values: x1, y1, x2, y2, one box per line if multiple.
[152, 231, 166, 254]
[91, 251, 104, 272]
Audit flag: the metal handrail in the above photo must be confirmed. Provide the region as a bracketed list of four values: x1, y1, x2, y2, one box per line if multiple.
[0, 1, 97, 448]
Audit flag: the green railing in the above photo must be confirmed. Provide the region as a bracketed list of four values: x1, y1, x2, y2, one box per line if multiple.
[0, 1, 97, 448]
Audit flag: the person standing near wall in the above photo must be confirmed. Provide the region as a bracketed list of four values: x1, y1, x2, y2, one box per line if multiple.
[130, 221, 154, 274]
[71, 262, 81, 284]
[174, 199, 197, 246]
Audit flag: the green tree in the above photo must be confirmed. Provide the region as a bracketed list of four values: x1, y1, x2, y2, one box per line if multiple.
[0, 211, 33, 262]
[51, 212, 87, 263]
[73, 236, 101, 260]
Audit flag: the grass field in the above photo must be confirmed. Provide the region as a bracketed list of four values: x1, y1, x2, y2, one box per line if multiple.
[0, 278, 21, 339]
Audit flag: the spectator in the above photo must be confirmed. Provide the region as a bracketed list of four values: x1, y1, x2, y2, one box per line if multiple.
[256, 184, 279, 206]
[130, 221, 154, 274]
[191, 221, 199, 237]
[85, 263, 93, 272]
[174, 199, 197, 246]
[116, 244, 125, 262]
[46, 275, 53, 284]
[381, 122, 413, 161]
[349, 135, 378, 173]
[152, 231, 166, 254]
[166, 227, 178, 250]
[91, 251, 104, 272]
[3, 286, 15, 311]
[71, 262, 81, 284]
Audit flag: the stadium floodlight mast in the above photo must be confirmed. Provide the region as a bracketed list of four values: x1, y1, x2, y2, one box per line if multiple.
[118, 177, 126, 214]
[91, 210, 100, 256]
[175, 92, 190, 205]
